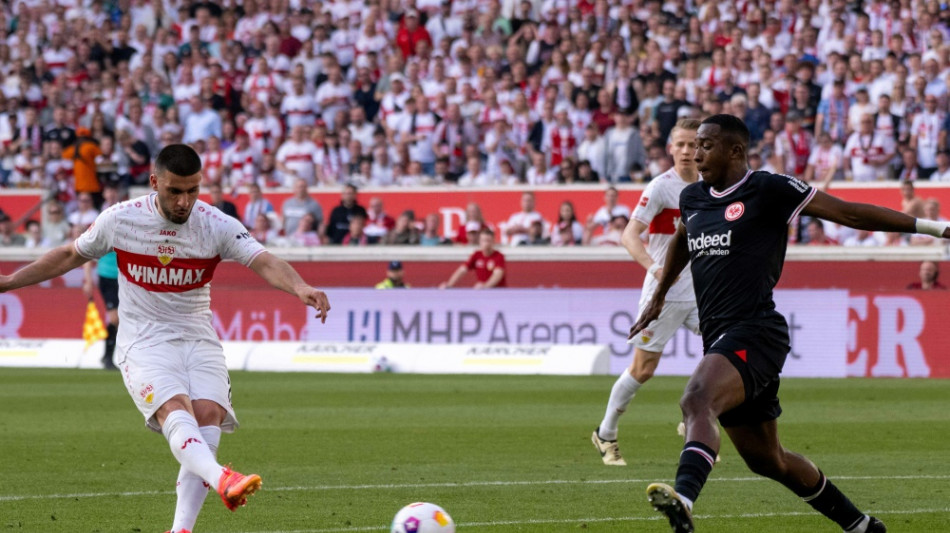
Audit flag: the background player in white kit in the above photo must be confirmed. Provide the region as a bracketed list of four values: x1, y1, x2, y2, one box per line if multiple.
[592, 119, 702, 466]
[0, 145, 331, 533]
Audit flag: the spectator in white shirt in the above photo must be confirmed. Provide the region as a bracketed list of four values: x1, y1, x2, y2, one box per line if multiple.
[504, 191, 545, 246]
[457, 155, 491, 186]
[280, 76, 318, 129]
[275, 125, 318, 186]
[396, 96, 439, 174]
[67, 193, 100, 229]
[932, 151, 950, 182]
[577, 123, 607, 179]
[315, 63, 353, 131]
[603, 111, 647, 183]
[589, 186, 632, 231]
[524, 149, 558, 185]
[910, 94, 943, 178]
[844, 113, 895, 181]
[348, 106, 376, 149]
[182, 95, 222, 145]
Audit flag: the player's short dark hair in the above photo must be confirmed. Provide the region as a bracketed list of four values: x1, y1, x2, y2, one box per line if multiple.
[701, 114, 750, 150]
[154, 144, 202, 177]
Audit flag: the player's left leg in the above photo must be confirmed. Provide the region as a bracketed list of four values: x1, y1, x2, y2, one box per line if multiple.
[593, 348, 662, 465]
[672, 353, 745, 504]
[725, 421, 887, 532]
[595, 303, 692, 465]
[647, 352, 745, 533]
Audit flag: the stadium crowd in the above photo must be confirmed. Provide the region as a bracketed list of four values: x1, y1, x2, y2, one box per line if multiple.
[0, 0, 948, 248]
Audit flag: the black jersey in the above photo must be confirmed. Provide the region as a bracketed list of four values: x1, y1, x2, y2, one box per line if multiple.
[680, 170, 816, 340]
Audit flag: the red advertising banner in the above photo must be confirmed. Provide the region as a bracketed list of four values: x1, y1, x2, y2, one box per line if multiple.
[846, 291, 950, 378]
[0, 260, 933, 292]
[4, 184, 950, 235]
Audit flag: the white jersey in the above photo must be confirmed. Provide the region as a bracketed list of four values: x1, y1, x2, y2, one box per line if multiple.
[280, 93, 318, 128]
[911, 111, 942, 168]
[844, 132, 894, 181]
[74, 194, 266, 349]
[275, 140, 318, 185]
[631, 168, 695, 302]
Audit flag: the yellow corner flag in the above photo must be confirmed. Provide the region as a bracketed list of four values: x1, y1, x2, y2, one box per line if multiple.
[83, 300, 108, 351]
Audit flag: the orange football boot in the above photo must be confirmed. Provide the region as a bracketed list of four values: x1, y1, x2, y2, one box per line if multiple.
[217, 467, 262, 511]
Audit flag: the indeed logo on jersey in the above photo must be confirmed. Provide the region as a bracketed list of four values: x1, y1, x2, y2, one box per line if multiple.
[116, 248, 221, 293]
[687, 230, 732, 256]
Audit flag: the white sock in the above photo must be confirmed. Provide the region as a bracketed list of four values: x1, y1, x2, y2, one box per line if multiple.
[680, 495, 694, 512]
[845, 515, 870, 533]
[598, 371, 642, 441]
[171, 426, 222, 533]
[163, 411, 225, 490]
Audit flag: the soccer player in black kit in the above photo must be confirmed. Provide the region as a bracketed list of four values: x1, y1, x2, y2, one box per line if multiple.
[631, 114, 950, 533]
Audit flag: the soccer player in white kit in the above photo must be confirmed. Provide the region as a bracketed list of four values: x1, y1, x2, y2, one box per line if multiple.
[0, 145, 331, 533]
[592, 119, 701, 466]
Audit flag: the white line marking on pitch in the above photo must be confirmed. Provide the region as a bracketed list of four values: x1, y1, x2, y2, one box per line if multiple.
[0, 474, 947, 503]
[243, 507, 950, 533]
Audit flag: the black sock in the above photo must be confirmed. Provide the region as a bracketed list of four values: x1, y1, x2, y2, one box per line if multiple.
[674, 441, 717, 503]
[103, 324, 117, 363]
[800, 472, 865, 530]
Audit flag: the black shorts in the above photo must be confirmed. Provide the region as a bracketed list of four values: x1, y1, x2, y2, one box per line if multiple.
[99, 276, 119, 310]
[705, 313, 790, 427]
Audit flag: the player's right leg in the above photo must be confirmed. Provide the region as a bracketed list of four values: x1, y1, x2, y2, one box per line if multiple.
[187, 341, 261, 513]
[170, 400, 224, 532]
[156, 397, 231, 490]
[725, 421, 887, 533]
[157, 397, 261, 513]
[593, 348, 662, 465]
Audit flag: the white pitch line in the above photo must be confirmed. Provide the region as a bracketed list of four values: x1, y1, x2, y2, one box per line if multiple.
[1, 474, 948, 503]
[242, 507, 950, 533]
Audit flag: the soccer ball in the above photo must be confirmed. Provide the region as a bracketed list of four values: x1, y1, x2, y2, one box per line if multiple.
[390, 502, 455, 533]
[371, 355, 392, 373]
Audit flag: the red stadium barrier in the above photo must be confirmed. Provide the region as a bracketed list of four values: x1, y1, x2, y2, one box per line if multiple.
[4, 184, 950, 235]
[0, 259, 935, 291]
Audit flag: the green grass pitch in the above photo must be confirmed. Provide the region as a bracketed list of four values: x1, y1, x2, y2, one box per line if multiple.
[0, 369, 948, 532]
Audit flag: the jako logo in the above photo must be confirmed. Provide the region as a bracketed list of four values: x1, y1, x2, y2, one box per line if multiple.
[181, 437, 203, 450]
[687, 230, 732, 252]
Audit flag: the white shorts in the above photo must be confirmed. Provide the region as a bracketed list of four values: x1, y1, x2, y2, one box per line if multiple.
[628, 299, 701, 353]
[116, 338, 238, 433]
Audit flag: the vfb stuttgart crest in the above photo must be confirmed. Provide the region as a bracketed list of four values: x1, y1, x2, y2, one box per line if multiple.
[725, 202, 745, 221]
[157, 244, 175, 266]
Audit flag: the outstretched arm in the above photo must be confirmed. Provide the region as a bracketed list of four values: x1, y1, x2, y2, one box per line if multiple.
[248, 251, 330, 323]
[628, 222, 690, 339]
[801, 190, 950, 238]
[0, 243, 91, 292]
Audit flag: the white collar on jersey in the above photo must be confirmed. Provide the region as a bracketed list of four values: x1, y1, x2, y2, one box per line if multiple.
[709, 169, 753, 198]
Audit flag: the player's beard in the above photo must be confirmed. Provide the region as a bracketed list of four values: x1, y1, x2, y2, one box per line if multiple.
[166, 211, 191, 224]
[159, 199, 193, 224]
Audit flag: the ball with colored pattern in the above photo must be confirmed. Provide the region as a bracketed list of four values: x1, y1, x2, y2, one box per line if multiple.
[391, 502, 455, 533]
